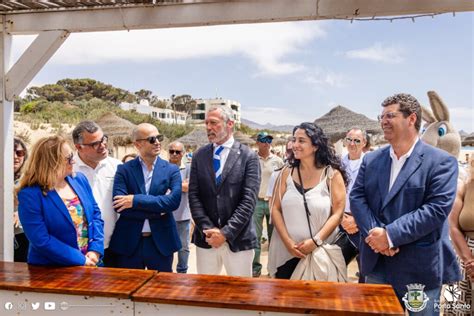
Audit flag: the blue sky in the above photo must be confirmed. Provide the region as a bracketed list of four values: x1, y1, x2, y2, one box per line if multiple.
[12, 12, 473, 132]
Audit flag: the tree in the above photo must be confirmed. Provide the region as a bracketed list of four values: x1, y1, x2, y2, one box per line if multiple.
[170, 94, 197, 124]
[134, 89, 153, 101]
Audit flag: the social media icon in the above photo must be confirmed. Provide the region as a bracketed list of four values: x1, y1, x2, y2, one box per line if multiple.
[60, 302, 69, 311]
[18, 302, 26, 310]
[44, 302, 56, 310]
[4, 302, 13, 310]
[31, 302, 40, 310]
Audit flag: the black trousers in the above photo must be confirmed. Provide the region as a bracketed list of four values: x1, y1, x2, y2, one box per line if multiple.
[14, 233, 29, 262]
[275, 257, 301, 279]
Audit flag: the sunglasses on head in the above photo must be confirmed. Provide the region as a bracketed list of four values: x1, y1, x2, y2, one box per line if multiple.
[345, 137, 362, 144]
[14, 149, 26, 157]
[65, 153, 74, 165]
[258, 137, 272, 144]
[137, 135, 164, 144]
[81, 135, 108, 150]
[169, 149, 183, 155]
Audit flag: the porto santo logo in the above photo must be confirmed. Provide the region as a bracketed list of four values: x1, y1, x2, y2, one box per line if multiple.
[402, 283, 429, 312]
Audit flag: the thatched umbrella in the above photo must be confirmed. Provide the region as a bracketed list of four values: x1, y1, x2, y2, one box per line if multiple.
[234, 131, 255, 146]
[177, 128, 209, 149]
[313, 105, 383, 143]
[95, 112, 136, 146]
[462, 133, 474, 147]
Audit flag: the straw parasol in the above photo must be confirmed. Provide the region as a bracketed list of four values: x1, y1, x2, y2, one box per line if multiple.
[95, 112, 136, 146]
[313, 105, 383, 143]
[234, 131, 255, 146]
[177, 128, 209, 149]
[462, 133, 474, 147]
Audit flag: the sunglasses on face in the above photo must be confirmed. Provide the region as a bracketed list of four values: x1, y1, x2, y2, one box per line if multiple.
[14, 149, 26, 157]
[345, 137, 362, 144]
[65, 153, 74, 165]
[81, 135, 108, 150]
[258, 138, 272, 144]
[377, 111, 401, 122]
[169, 150, 183, 155]
[136, 135, 164, 144]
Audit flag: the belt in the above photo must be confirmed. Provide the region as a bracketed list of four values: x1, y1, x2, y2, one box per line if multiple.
[142, 232, 152, 237]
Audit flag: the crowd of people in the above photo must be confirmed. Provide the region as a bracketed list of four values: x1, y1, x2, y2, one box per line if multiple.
[13, 93, 473, 315]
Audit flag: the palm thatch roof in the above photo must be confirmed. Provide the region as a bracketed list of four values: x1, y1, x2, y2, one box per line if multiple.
[95, 112, 136, 146]
[462, 133, 474, 147]
[177, 128, 209, 149]
[313, 105, 383, 143]
[234, 131, 255, 146]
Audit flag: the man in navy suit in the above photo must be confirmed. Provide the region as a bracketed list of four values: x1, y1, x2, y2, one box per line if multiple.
[350, 93, 461, 315]
[109, 123, 181, 271]
[189, 105, 260, 277]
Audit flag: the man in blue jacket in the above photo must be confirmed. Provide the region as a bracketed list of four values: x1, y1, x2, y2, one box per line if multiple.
[350, 93, 460, 315]
[109, 123, 182, 271]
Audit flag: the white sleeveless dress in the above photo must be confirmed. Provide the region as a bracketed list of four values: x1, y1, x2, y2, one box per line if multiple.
[268, 167, 346, 281]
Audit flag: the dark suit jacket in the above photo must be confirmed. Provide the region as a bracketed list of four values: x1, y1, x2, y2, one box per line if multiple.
[350, 141, 461, 294]
[18, 173, 104, 266]
[109, 157, 182, 257]
[189, 140, 260, 252]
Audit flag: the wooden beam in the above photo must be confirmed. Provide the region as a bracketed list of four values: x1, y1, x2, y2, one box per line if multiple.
[5, 0, 474, 35]
[5, 30, 69, 100]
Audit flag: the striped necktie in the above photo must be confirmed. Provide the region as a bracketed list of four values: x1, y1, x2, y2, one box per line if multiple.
[213, 145, 225, 185]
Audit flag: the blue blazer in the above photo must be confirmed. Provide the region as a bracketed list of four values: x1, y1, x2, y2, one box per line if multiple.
[109, 157, 182, 257]
[18, 173, 104, 266]
[350, 141, 461, 294]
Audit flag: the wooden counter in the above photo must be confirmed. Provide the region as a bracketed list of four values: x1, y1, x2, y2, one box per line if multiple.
[0, 261, 155, 298]
[132, 272, 404, 315]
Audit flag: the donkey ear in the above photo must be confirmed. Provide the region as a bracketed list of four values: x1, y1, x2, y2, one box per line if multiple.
[421, 105, 436, 124]
[428, 90, 450, 122]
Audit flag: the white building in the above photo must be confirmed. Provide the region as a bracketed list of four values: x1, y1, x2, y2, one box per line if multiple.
[192, 98, 241, 127]
[119, 99, 187, 125]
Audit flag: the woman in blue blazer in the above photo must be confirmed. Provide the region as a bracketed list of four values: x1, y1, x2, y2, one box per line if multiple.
[18, 136, 104, 266]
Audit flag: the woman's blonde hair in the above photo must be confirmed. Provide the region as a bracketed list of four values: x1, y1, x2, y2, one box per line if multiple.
[19, 135, 71, 194]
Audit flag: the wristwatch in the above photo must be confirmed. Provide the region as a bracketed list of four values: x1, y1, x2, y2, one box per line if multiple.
[313, 234, 323, 247]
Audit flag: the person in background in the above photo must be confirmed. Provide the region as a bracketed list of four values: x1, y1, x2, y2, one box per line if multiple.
[350, 93, 460, 315]
[13, 137, 29, 262]
[72, 121, 121, 267]
[268, 122, 347, 281]
[448, 154, 473, 316]
[109, 123, 181, 271]
[168, 141, 192, 273]
[340, 128, 367, 281]
[122, 153, 137, 163]
[252, 131, 283, 277]
[189, 105, 260, 277]
[18, 136, 104, 266]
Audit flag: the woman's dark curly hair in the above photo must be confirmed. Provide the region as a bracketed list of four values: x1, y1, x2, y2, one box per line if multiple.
[288, 122, 348, 186]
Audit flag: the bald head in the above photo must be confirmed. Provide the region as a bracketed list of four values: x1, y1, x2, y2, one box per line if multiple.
[133, 123, 159, 141]
[133, 123, 161, 161]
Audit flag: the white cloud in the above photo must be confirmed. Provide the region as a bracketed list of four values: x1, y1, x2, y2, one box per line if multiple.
[304, 68, 346, 88]
[244, 106, 309, 126]
[343, 43, 405, 63]
[449, 107, 474, 132]
[12, 22, 325, 76]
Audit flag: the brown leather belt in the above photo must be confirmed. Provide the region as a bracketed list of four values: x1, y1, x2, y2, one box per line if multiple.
[142, 232, 152, 237]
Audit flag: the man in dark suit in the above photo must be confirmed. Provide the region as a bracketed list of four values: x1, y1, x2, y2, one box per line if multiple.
[110, 123, 182, 271]
[189, 105, 260, 277]
[350, 93, 461, 315]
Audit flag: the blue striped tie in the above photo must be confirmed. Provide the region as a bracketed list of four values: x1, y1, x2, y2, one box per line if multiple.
[213, 146, 225, 185]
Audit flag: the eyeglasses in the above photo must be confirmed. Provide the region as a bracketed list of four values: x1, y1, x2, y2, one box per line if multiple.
[136, 135, 164, 144]
[65, 153, 74, 165]
[345, 137, 362, 144]
[14, 149, 26, 157]
[258, 138, 272, 144]
[81, 135, 108, 150]
[169, 150, 183, 155]
[378, 111, 402, 122]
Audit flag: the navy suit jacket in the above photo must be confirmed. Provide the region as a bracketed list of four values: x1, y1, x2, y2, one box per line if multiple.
[189, 141, 260, 252]
[350, 141, 461, 294]
[109, 157, 182, 257]
[18, 173, 104, 266]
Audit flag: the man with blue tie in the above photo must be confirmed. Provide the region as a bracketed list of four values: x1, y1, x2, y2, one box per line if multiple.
[350, 93, 460, 315]
[109, 123, 182, 271]
[189, 105, 260, 277]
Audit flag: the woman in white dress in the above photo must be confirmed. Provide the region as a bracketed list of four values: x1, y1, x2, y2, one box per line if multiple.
[268, 122, 348, 281]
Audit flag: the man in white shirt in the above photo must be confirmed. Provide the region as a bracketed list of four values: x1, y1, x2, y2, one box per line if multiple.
[72, 121, 121, 267]
[252, 132, 283, 277]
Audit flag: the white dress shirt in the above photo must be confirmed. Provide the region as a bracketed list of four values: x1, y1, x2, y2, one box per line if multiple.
[214, 136, 235, 170]
[138, 156, 158, 233]
[73, 154, 121, 248]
